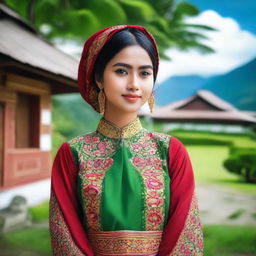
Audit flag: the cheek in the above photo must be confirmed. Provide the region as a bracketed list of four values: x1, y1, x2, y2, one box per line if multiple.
[142, 80, 154, 97]
[103, 78, 121, 96]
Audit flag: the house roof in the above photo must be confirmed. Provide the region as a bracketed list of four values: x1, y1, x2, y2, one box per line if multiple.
[0, 4, 79, 89]
[160, 90, 235, 111]
[149, 90, 256, 125]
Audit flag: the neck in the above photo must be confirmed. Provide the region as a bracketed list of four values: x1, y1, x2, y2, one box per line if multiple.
[103, 110, 138, 128]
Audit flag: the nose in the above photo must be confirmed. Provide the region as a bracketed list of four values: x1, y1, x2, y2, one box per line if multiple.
[127, 73, 139, 91]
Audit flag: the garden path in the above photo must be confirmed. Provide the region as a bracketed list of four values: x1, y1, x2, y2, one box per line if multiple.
[196, 184, 256, 226]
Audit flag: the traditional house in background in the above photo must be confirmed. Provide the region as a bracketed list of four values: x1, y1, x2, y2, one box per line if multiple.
[148, 90, 256, 132]
[0, 4, 78, 205]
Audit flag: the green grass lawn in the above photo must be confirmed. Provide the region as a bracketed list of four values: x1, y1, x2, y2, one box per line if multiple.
[186, 145, 256, 194]
[204, 225, 256, 256]
[165, 130, 256, 195]
[1, 225, 255, 255]
[0, 228, 51, 255]
[171, 130, 256, 148]
[29, 201, 49, 221]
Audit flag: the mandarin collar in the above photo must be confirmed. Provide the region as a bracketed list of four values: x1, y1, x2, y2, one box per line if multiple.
[97, 117, 142, 139]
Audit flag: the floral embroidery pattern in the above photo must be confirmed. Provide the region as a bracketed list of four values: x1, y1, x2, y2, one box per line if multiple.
[88, 230, 163, 256]
[130, 132, 171, 231]
[83, 141, 116, 157]
[80, 161, 114, 231]
[49, 191, 84, 256]
[69, 132, 116, 231]
[170, 193, 204, 256]
[69, 124, 171, 233]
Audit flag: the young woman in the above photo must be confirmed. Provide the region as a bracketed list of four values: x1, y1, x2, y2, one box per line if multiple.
[49, 25, 203, 256]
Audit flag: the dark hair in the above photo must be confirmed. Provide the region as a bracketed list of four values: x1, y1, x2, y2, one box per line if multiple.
[94, 27, 158, 83]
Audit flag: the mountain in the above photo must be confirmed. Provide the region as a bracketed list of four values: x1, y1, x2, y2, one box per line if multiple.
[156, 58, 256, 111]
[202, 58, 256, 111]
[155, 75, 207, 106]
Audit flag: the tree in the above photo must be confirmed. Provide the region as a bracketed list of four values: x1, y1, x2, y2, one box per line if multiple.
[224, 152, 256, 183]
[3, 0, 215, 58]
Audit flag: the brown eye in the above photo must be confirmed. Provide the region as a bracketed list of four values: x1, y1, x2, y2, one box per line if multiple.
[140, 71, 151, 77]
[115, 69, 128, 75]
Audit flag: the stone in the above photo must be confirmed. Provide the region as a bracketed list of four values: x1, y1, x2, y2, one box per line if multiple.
[0, 195, 32, 234]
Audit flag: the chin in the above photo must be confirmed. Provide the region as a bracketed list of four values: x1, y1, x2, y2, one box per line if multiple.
[120, 108, 140, 114]
[106, 101, 143, 114]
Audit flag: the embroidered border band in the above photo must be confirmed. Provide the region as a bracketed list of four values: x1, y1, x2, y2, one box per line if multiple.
[88, 230, 163, 256]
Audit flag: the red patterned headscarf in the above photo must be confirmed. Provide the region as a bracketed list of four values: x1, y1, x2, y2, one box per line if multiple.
[78, 25, 159, 113]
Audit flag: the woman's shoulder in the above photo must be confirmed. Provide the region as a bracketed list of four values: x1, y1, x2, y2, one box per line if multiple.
[67, 130, 100, 148]
[143, 129, 186, 151]
[142, 129, 171, 143]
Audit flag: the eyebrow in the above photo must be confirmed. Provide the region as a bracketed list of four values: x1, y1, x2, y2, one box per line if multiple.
[113, 62, 153, 70]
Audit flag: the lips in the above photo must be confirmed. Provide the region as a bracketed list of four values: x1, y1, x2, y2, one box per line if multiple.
[122, 94, 142, 102]
[122, 94, 141, 98]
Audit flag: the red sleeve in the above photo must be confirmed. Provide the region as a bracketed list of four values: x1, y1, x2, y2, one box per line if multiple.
[158, 137, 204, 256]
[49, 142, 94, 256]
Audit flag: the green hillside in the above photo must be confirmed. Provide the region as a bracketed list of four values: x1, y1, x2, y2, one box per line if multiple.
[155, 75, 207, 105]
[203, 58, 256, 111]
[52, 93, 100, 154]
[156, 58, 256, 111]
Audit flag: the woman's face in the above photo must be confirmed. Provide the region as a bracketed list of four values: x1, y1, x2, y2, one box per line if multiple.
[97, 45, 154, 115]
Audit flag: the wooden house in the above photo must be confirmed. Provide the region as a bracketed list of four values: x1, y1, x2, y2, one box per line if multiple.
[0, 4, 78, 191]
[149, 90, 256, 127]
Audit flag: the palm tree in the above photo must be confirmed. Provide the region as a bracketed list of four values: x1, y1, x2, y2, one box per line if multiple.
[2, 0, 215, 57]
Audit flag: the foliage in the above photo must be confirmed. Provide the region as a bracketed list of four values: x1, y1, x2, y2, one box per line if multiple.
[171, 136, 232, 146]
[228, 209, 245, 220]
[29, 201, 49, 221]
[3, 0, 215, 59]
[52, 94, 100, 154]
[224, 148, 256, 183]
[169, 129, 256, 148]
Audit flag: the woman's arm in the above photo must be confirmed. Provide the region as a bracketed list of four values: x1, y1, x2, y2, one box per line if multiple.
[158, 137, 204, 256]
[49, 142, 94, 256]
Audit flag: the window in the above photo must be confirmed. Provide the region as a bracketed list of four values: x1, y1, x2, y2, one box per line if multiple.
[15, 93, 40, 148]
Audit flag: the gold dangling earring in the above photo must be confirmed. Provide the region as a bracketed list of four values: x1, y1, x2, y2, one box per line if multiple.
[148, 94, 155, 113]
[97, 83, 105, 115]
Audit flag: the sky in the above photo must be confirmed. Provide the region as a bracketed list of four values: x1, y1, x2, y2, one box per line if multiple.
[57, 1, 256, 83]
[188, 0, 256, 33]
[158, 0, 256, 82]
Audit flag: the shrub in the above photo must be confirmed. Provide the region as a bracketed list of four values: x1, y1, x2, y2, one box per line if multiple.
[224, 152, 256, 183]
[175, 137, 232, 146]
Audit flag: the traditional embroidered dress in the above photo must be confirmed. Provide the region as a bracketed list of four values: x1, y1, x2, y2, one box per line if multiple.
[49, 118, 203, 256]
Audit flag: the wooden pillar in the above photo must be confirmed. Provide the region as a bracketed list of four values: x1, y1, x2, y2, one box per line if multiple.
[0, 102, 3, 186]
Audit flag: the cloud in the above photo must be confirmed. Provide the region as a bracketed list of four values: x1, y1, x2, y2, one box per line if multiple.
[158, 10, 256, 83]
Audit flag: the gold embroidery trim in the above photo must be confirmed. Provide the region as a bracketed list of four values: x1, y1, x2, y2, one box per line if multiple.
[170, 192, 204, 256]
[97, 117, 143, 138]
[49, 191, 84, 255]
[88, 230, 162, 256]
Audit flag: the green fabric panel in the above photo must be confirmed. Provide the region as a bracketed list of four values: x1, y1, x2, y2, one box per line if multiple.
[76, 175, 86, 224]
[159, 139, 171, 226]
[164, 172, 170, 226]
[69, 145, 79, 169]
[165, 151, 171, 226]
[101, 140, 143, 231]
